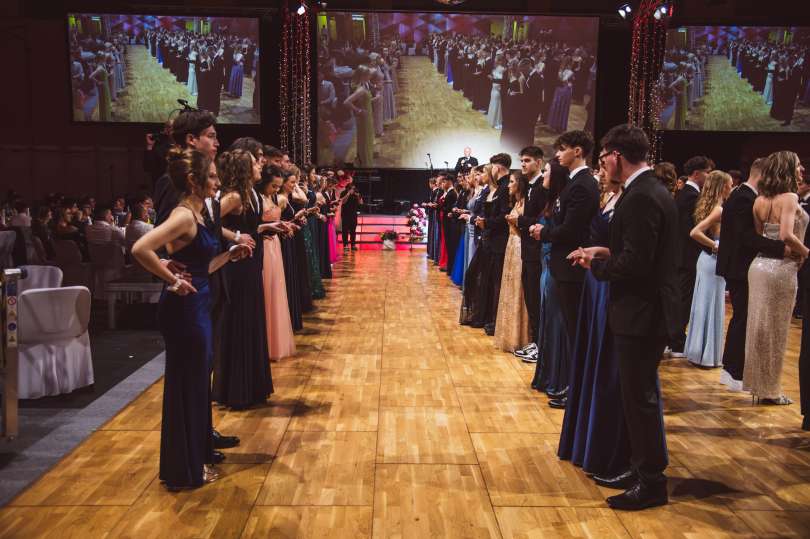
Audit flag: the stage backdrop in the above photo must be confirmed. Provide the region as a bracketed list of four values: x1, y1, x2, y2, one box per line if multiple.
[660, 25, 810, 132]
[316, 11, 599, 169]
[67, 13, 261, 124]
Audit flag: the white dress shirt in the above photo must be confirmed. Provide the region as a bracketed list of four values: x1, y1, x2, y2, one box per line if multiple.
[622, 166, 652, 191]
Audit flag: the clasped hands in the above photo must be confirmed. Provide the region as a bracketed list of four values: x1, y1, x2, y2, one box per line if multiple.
[528, 223, 544, 240]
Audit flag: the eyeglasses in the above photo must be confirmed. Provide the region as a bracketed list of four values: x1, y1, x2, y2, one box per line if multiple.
[598, 150, 620, 165]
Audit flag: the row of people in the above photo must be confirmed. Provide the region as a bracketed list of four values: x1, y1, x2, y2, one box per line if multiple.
[128, 110, 345, 491]
[425, 126, 809, 511]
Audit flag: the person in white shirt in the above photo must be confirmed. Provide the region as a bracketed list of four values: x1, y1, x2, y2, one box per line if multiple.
[126, 204, 154, 250]
[85, 206, 126, 247]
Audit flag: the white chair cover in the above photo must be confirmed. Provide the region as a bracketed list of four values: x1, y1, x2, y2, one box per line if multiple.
[0, 230, 16, 270]
[17, 286, 94, 399]
[19, 265, 63, 294]
[53, 239, 92, 289]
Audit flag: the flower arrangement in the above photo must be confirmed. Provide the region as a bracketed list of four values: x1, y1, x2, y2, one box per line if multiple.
[407, 205, 428, 242]
[380, 230, 398, 241]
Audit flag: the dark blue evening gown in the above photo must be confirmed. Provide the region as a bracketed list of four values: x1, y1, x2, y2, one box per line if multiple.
[532, 216, 569, 394]
[450, 222, 467, 286]
[557, 202, 631, 476]
[158, 224, 217, 489]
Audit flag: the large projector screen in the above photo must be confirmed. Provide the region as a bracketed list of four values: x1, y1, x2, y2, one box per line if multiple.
[660, 26, 810, 132]
[316, 12, 599, 169]
[68, 13, 261, 124]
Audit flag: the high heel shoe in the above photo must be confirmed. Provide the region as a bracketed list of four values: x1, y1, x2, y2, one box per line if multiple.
[203, 464, 220, 483]
[753, 395, 793, 405]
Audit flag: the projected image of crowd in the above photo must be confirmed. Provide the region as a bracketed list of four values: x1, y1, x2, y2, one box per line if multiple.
[316, 13, 597, 168]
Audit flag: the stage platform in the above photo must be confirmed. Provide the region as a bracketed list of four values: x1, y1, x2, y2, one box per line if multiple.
[2, 251, 809, 538]
[339, 213, 426, 251]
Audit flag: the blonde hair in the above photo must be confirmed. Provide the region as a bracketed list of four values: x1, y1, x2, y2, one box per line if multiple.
[760, 150, 800, 198]
[481, 164, 497, 189]
[694, 170, 731, 223]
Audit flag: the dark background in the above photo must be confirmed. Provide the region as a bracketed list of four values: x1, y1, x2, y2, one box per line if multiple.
[2, 0, 810, 211]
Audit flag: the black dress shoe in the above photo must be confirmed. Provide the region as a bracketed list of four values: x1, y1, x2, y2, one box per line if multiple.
[594, 469, 636, 489]
[211, 450, 226, 464]
[213, 430, 240, 449]
[548, 397, 567, 409]
[606, 481, 668, 511]
[803, 415, 810, 431]
[546, 387, 568, 399]
[484, 324, 495, 336]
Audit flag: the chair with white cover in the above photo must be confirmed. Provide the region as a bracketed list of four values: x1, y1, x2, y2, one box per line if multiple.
[18, 265, 63, 294]
[53, 239, 92, 289]
[0, 230, 16, 270]
[87, 242, 126, 299]
[17, 286, 94, 399]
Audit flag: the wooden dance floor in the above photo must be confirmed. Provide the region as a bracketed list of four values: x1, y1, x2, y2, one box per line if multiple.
[2, 251, 810, 537]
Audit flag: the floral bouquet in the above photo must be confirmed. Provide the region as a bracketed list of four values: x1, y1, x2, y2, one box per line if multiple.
[380, 229, 398, 250]
[407, 205, 428, 243]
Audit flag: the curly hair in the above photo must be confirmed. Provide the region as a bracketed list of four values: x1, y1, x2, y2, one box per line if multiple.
[217, 149, 255, 212]
[760, 151, 800, 198]
[694, 170, 730, 223]
[166, 147, 213, 196]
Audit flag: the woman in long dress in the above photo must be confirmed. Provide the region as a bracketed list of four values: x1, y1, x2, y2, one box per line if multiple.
[487, 55, 506, 129]
[258, 173, 296, 361]
[494, 173, 530, 352]
[228, 49, 245, 98]
[558, 166, 631, 477]
[763, 56, 776, 105]
[132, 148, 251, 490]
[324, 178, 341, 264]
[745, 151, 808, 404]
[450, 175, 470, 287]
[187, 47, 198, 97]
[344, 66, 375, 167]
[284, 171, 316, 310]
[461, 165, 496, 324]
[90, 55, 112, 121]
[685, 171, 733, 368]
[548, 58, 574, 133]
[213, 148, 273, 409]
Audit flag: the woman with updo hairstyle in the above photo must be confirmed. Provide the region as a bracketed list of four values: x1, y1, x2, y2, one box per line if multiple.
[344, 65, 375, 166]
[745, 151, 808, 404]
[132, 148, 251, 491]
[211, 148, 274, 409]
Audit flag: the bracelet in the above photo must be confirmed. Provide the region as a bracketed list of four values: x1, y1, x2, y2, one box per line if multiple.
[167, 277, 182, 292]
[235, 231, 241, 243]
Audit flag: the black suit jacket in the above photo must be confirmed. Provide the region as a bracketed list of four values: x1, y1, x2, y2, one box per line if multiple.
[675, 183, 701, 270]
[517, 175, 546, 263]
[716, 183, 785, 282]
[154, 173, 178, 227]
[539, 168, 600, 282]
[454, 156, 478, 174]
[483, 175, 512, 254]
[441, 188, 458, 220]
[592, 170, 680, 338]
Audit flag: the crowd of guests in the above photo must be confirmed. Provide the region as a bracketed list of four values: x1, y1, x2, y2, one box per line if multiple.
[318, 38, 402, 166]
[423, 125, 810, 511]
[659, 35, 810, 129]
[143, 28, 260, 115]
[426, 33, 596, 151]
[69, 31, 129, 121]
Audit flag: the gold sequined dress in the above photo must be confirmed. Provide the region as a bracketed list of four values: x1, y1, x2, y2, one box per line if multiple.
[494, 200, 530, 352]
[743, 209, 809, 399]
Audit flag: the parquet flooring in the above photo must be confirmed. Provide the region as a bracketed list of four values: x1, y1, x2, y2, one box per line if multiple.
[3, 251, 810, 538]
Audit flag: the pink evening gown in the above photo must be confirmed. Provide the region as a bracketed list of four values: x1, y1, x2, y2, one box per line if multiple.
[261, 198, 297, 360]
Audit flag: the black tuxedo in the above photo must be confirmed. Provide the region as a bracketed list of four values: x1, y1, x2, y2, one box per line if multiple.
[540, 167, 599, 349]
[454, 156, 478, 174]
[671, 183, 701, 352]
[716, 183, 785, 381]
[799, 195, 810, 424]
[521, 71, 544, 143]
[517, 175, 546, 341]
[441, 188, 460, 270]
[592, 169, 679, 487]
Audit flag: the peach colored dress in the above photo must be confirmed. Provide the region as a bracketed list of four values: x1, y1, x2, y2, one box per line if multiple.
[262, 197, 296, 360]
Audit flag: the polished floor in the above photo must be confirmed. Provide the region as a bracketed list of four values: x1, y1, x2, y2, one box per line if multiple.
[2, 251, 810, 538]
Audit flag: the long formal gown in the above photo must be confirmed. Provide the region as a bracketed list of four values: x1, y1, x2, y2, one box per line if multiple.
[213, 194, 273, 408]
[158, 223, 216, 489]
[356, 86, 374, 167]
[744, 211, 809, 399]
[289, 197, 315, 312]
[487, 66, 504, 128]
[494, 200, 530, 352]
[303, 192, 326, 299]
[685, 245, 726, 367]
[557, 199, 632, 476]
[450, 218, 467, 287]
[280, 201, 303, 331]
[261, 198, 296, 360]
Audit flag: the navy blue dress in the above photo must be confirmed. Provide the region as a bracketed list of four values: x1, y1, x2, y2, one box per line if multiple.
[158, 224, 217, 489]
[557, 203, 631, 476]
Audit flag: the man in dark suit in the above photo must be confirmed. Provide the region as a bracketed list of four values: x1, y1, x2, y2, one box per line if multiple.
[440, 175, 459, 271]
[669, 155, 712, 358]
[425, 177, 438, 261]
[716, 158, 787, 389]
[477, 153, 512, 335]
[531, 130, 600, 404]
[797, 171, 810, 430]
[511, 146, 545, 363]
[454, 147, 478, 175]
[572, 124, 679, 510]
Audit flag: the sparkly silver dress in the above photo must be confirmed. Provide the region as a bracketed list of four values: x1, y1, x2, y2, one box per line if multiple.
[743, 209, 809, 399]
